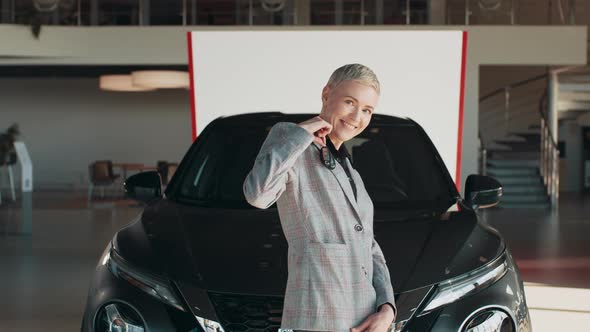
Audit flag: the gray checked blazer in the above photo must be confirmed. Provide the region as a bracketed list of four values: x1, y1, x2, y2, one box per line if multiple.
[243, 122, 397, 332]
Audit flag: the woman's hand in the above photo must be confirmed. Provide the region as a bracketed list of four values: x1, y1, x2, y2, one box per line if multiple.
[297, 116, 332, 146]
[350, 304, 396, 332]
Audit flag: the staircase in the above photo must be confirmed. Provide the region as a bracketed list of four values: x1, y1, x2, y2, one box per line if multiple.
[486, 130, 550, 209]
[458, 0, 590, 209]
[479, 74, 553, 209]
[480, 67, 590, 209]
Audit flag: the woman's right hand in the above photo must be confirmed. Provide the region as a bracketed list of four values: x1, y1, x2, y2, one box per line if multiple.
[297, 116, 332, 146]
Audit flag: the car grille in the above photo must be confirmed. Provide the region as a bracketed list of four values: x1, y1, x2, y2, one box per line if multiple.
[207, 291, 284, 332]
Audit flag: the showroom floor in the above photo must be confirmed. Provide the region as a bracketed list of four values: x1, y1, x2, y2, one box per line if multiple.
[0, 190, 589, 331]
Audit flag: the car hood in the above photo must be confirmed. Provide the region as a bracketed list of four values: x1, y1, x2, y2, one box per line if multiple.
[138, 199, 503, 296]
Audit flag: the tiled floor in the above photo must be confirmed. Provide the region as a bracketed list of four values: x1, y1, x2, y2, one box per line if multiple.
[483, 193, 590, 331]
[483, 193, 590, 289]
[0, 191, 141, 331]
[0, 190, 588, 331]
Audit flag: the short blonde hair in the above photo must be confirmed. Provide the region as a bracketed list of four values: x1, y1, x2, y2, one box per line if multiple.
[326, 63, 380, 95]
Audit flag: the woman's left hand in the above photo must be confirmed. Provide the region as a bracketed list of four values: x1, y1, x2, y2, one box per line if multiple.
[350, 305, 395, 332]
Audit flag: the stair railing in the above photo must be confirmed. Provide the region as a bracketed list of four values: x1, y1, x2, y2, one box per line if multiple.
[479, 73, 560, 209]
[447, 0, 577, 25]
[539, 91, 560, 208]
[479, 73, 547, 155]
[478, 132, 487, 176]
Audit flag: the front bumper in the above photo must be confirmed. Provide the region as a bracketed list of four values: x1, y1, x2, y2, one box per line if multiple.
[81, 249, 531, 332]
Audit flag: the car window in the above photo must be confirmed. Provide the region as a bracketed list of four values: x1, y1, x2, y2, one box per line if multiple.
[177, 126, 268, 208]
[343, 125, 453, 210]
[175, 123, 454, 210]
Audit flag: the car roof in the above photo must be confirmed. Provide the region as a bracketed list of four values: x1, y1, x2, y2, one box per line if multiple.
[210, 112, 415, 128]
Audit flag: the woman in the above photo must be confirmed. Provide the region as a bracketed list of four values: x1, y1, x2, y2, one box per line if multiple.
[243, 64, 396, 332]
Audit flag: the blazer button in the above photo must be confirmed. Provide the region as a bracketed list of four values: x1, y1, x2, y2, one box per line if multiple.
[354, 224, 363, 232]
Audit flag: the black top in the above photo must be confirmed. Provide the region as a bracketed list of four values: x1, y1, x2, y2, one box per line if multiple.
[326, 135, 357, 201]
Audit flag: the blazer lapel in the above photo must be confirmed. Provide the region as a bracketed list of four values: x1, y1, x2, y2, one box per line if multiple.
[312, 141, 362, 223]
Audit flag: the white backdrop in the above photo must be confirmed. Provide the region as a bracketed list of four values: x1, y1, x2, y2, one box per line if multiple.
[188, 30, 466, 185]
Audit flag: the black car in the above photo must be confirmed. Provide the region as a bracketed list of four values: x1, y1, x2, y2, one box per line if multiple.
[81, 112, 531, 332]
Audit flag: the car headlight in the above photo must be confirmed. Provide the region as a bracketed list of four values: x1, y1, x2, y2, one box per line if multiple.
[419, 251, 508, 315]
[195, 316, 226, 332]
[107, 245, 186, 312]
[96, 302, 145, 332]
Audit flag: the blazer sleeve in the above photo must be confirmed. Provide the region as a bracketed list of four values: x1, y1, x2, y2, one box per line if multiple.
[372, 237, 397, 315]
[243, 121, 314, 209]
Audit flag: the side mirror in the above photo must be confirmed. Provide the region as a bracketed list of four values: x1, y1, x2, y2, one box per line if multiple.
[464, 174, 503, 210]
[124, 171, 162, 203]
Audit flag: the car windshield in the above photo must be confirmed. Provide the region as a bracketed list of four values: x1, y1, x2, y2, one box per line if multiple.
[173, 122, 456, 211]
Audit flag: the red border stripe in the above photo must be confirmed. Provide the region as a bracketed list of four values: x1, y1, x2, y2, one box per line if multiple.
[187, 31, 197, 141]
[456, 31, 467, 193]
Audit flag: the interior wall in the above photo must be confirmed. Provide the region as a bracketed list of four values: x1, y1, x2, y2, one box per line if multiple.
[0, 25, 586, 194]
[0, 78, 191, 190]
[480, 66, 547, 97]
[191, 30, 465, 185]
[559, 119, 583, 192]
[579, 112, 590, 126]
[579, 112, 590, 191]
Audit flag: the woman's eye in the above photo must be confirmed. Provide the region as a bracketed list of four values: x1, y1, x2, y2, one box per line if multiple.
[363, 109, 372, 113]
[345, 100, 354, 105]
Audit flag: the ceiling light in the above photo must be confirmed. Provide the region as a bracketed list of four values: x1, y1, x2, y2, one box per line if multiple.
[131, 70, 190, 89]
[99, 75, 155, 92]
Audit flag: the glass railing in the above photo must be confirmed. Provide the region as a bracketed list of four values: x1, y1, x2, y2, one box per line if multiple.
[0, 0, 428, 26]
[0, 0, 579, 27]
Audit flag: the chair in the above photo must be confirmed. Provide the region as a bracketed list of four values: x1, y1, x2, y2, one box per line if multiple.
[157, 160, 168, 183]
[88, 160, 120, 201]
[166, 163, 178, 185]
[157, 161, 178, 186]
[0, 150, 17, 204]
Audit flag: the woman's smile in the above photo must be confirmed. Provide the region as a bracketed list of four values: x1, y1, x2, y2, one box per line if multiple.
[341, 119, 358, 130]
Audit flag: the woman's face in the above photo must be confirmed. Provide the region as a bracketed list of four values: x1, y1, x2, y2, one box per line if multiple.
[320, 79, 379, 147]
